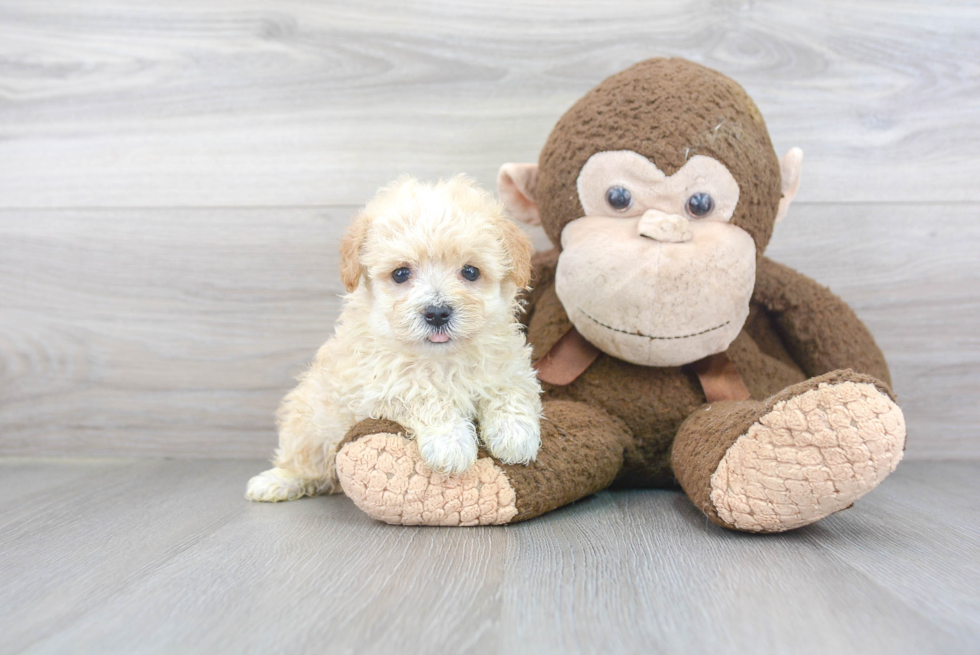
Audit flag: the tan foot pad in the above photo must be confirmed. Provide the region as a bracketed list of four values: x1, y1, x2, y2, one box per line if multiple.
[710, 381, 906, 533]
[336, 433, 519, 526]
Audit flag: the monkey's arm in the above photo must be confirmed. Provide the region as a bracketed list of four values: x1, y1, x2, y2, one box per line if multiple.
[518, 248, 559, 328]
[752, 257, 892, 386]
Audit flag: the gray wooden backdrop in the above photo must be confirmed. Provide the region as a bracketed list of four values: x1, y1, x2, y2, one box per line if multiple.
[1, 0, 978, 460]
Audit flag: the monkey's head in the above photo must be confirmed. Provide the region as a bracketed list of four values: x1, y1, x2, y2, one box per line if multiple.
[499, 58, 803, 367]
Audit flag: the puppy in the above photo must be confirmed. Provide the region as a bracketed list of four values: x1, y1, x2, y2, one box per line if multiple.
[247, 175, 542, 502]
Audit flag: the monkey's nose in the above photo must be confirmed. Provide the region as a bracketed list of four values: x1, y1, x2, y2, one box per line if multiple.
[638, 209, 692, 243]
[423, 305, 453, 327]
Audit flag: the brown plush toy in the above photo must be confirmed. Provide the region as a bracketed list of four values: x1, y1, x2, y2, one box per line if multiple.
[333, 58, 907, 532]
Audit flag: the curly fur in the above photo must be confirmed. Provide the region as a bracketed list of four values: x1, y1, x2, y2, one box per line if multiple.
[247, 176, 542, 502]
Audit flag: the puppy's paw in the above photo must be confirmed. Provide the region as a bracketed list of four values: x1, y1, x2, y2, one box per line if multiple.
[246, 467, 321, 502]
[417, 419, 478, 475]
[482, 415, 541, 465]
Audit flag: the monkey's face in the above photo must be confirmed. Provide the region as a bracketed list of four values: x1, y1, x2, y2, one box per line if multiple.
[555, 150, 756, 367]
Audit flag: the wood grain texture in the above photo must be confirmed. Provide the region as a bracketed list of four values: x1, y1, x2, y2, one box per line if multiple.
[1, 203, 976, 459]
[1, 458, 977, 654]
[0, 0, 977, 459]
[0, 0, 979, 207]
[0, 207, 347, 457]
[1, 3, 976, 650]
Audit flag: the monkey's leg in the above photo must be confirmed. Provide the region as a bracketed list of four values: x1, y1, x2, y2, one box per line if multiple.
[672, 370, 906, 533]
[334, 400, 631, 526]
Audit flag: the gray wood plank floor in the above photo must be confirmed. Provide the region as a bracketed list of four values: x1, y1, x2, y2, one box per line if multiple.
[1, 458, 977, 655]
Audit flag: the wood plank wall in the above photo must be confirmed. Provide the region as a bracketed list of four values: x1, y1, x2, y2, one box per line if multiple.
[1, 0, 977, 459]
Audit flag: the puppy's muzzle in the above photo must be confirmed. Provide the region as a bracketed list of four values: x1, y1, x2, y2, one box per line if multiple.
[423, 305, 453, 328]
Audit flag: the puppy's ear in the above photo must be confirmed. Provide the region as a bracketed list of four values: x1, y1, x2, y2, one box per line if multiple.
[499, 218, 534, 289]
[498, 163, 541, 226]
[339, 212, 370, 292]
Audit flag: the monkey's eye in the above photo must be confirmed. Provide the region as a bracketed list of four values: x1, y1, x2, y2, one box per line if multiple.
[685, 192, 714, 218]
[461, 265, 480, 281]
[391, 267, 412, 284]
[605, 186, 633, 211]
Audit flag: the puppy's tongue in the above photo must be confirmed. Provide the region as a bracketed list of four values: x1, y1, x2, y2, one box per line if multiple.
[428, 333, 450, 343]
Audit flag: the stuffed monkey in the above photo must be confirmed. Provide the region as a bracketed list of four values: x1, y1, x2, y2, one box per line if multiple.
[333, 58, 906, 532]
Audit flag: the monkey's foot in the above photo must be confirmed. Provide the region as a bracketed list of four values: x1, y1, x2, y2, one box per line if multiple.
[709, 374, 906, 533]
[336, 433, 519, 526]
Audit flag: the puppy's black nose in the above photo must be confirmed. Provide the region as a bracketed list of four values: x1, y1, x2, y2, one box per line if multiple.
[423, 305, 453, 327]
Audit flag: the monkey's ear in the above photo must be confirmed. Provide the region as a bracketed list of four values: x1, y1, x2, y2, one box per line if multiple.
[775, 147, 803, 224]
[498, 217, 534, 289]
[497, 163, 541, 226]
[339, 212, 371, 292]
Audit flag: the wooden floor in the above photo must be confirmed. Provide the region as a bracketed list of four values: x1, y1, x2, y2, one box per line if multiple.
[1, 458, 977, 655]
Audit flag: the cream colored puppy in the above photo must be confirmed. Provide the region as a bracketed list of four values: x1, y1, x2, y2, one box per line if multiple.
[247, 176, 542, 502]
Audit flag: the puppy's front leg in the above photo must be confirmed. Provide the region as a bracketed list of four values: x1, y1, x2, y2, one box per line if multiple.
[478, 381, 542, 466]
[410, 413, 479, 476]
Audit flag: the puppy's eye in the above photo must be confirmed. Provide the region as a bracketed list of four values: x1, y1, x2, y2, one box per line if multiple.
[605, 186, 632, 211]
[391, 267, 412, 284]
[461, 265, 480, 282]
[685, 192, 714, 218]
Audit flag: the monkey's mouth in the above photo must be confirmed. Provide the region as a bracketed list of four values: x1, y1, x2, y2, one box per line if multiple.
[577, 307, 730, 341]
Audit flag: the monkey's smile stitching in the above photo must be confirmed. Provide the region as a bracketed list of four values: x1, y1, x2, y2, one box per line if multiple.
[577, 308, 730, 340]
